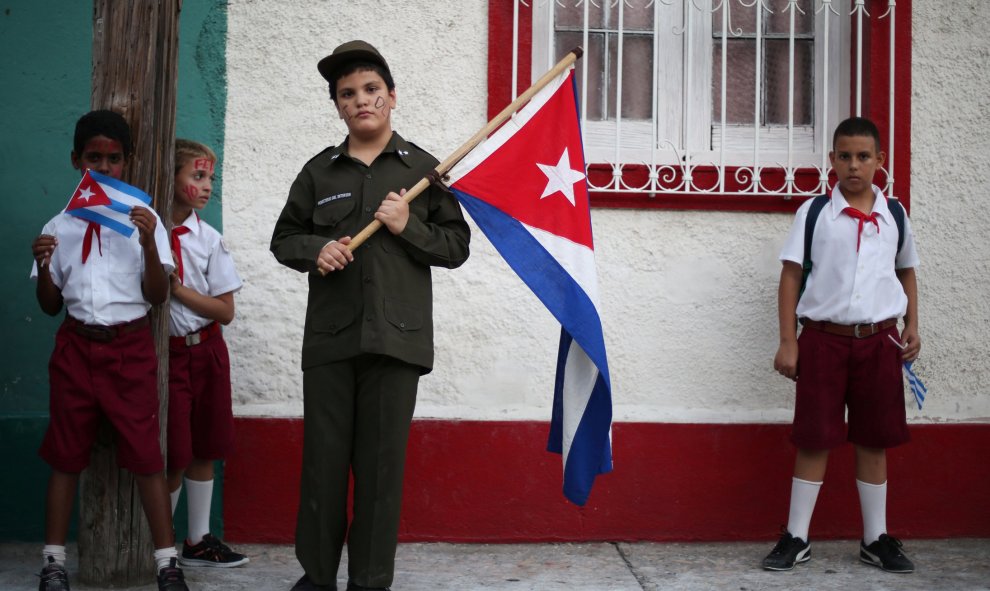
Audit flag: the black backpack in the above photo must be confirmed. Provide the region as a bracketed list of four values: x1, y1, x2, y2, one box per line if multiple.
[800, 194, 906, 295]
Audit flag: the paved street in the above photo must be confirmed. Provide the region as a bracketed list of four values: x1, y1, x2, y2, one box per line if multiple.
[2, 538, 988, 590]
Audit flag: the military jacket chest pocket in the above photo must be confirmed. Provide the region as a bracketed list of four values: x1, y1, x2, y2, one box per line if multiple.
[312, 193, 356, 235]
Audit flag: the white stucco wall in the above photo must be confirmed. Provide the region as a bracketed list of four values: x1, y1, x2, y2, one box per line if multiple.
[909, 1, 990, 422]
[223, 0, 990, 423]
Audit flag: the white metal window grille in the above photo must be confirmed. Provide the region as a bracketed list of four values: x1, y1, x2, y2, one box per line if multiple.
[519, 0, 900, 199]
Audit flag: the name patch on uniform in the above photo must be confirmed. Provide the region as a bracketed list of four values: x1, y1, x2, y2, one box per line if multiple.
[318, 192, 352, 206]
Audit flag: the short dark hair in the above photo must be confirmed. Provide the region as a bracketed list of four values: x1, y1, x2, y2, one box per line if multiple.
[73, 110, 133, 158]
[832, 116, 881, 153]
[327, 61, 395, 104]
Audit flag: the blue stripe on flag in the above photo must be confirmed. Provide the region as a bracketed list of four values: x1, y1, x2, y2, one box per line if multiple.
[903, 361, 927, 410]
[103, 199, 136, 215]
[89, 170, 153, 205]
[548, 330, 614, 505]
[454, 188, 612, 505]
[452, 190, 610, 382]
[67, 208, 135, 238]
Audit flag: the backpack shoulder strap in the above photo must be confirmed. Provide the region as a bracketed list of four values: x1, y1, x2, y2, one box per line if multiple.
[886, 197, 906, 254]
[800, 194, 830, 296]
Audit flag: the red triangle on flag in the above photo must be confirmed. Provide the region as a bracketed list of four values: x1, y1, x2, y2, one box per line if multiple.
[451, 74, 593, 249]
[66, 170, 112, 211]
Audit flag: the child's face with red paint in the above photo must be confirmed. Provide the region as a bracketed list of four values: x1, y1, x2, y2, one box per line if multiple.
[71, 135, 127, 179]
[334, 69, 395, 140]
[174, 156, 215, 212]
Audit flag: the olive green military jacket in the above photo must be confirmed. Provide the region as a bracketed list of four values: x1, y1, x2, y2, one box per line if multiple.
[270, 133, 470, 373]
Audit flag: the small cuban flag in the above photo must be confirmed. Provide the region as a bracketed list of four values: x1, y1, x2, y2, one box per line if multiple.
[887, 335, 927, 410]
[903, 361, 927, 410]
[64, 169, 152, 237]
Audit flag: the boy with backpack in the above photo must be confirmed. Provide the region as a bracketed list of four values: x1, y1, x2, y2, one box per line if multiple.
[764, 116, 921, 573]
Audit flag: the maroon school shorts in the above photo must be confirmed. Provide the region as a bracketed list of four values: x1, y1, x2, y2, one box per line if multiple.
[167, 326, 235, 470]
[791, 323, 910, 450]
[40, 317, 164, 474]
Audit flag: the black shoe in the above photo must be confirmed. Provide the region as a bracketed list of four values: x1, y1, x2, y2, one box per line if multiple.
[38, 556, 70, 591]
[346, 584, 390, 591]
[762, 531, 811, 571]
[157, 558, 190, 591]
[180, 533, 249, 568]
[291, 574, 336, 590]
[860, 533, 915, 573]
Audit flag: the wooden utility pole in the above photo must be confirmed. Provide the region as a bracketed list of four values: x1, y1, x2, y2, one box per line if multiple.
[78, 1, 180, 586]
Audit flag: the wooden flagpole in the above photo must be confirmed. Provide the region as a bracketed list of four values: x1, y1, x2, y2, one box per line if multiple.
[341, 47, 584, 255]
[79, 0, 180, 585]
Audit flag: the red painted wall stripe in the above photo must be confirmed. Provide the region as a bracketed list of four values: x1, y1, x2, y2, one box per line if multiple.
[487, 0, 532, 122]
[224, 418, 990, 543]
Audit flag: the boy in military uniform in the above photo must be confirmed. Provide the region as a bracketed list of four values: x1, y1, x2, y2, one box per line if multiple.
[270, 40, 470, 591]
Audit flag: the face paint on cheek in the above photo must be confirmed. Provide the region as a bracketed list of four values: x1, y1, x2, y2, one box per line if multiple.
[182, 184, 199, 200]
[193, 158, 215, 174]
[341, 105, 354, 120]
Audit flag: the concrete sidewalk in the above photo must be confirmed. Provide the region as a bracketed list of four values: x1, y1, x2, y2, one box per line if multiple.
[1, 539, 988, 590]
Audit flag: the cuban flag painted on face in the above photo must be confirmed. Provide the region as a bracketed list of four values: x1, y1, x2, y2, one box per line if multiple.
[445, 68, 612, 506]
[64, 169, 152, 237]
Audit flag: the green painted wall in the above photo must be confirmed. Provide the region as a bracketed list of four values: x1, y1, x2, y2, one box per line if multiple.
[175, 0, 227, 230]
[0, 1, 228, 542]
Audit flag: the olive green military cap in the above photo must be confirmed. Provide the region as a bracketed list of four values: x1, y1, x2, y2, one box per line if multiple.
[318, 40, 391, 83]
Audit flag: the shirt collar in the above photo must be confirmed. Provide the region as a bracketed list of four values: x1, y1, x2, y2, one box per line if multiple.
[178, 210, 201, 234]
[390, 133, 415, 168]
[325, 132, 414, 168]
[828, 183, 892, 225]
[326, 143, 347, 164]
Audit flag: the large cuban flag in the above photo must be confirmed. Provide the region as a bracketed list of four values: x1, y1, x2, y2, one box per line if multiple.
[64, 169, 152, 237]
[445, 67, 612, 506]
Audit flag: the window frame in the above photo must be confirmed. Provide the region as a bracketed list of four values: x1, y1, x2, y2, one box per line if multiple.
[487, 0, 913, 213]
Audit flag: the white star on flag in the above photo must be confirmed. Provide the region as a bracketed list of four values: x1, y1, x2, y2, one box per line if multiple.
[76, 186, 95, 203]
[537, 148, 585, 206]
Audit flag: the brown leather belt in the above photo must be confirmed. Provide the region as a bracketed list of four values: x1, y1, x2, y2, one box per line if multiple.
[800, 317, 898, 339]
[64, 315, 150, 343]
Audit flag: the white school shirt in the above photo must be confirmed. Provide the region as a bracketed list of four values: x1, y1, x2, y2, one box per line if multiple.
[779, 184, 920, 325]
[30, 210, 175, 325]
[168, 212, 243, 337]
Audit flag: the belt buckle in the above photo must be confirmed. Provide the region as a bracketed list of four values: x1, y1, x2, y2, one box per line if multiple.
[185, 332, 202, 346]
[853, 323, 873, 339]
[84, 325, 114, 343]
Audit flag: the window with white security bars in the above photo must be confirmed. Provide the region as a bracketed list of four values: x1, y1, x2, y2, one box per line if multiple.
[488, 0, 912, 212]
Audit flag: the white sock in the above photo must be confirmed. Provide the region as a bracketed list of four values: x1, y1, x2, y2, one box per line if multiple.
[857, 479, 888, 545]
[786, 477, 823, 542]
[42, 545, 67, 567]
[185, 477, 214, 544]
[170, 483, 182, 516]
[154, 547, 179, 572]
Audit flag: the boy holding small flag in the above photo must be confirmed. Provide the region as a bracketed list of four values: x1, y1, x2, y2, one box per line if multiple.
[764, 116, 921, 574]
[30, 110, 190, 590]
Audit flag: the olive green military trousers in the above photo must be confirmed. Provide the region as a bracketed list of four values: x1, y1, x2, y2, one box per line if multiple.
[295, 354, 420, 588]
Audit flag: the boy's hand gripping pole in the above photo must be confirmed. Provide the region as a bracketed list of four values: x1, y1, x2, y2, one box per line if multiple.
[318, 47, 583, 275]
